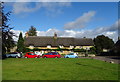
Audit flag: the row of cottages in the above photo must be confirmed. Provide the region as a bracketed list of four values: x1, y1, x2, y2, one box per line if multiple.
[24, 33, 94, 54]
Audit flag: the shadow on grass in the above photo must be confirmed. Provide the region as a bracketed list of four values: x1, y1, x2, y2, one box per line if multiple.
[26, 70, 32, 72]
[76, 63, 118, 72]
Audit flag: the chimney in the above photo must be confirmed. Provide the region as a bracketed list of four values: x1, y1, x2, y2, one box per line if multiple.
[25, 32, 29, 38]
[54, 32, 57, 39]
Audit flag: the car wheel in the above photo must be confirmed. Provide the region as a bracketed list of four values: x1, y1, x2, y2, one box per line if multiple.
[44, 56, 47, 58]
[35, 57, 38, 58]
[15, 56, 18, 58]
[25, 57, 28, 58]
[55, 57, 58, 58]
[66, 57, 69, 58]
[75, 57, 78, 58]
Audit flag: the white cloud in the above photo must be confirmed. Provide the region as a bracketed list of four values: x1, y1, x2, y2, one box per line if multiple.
[12, 28, 118, 43]
[13, 2, 41, 14]
[11, 30, 25, 41]
[12, 2, 71, 15]
[36, 28, 117, 42]
[12, 19, 119, 43]
[64, 11, 96, 29]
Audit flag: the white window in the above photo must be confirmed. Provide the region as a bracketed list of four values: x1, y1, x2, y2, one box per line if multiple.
[59, 45, 64, 48]
[80, 46, 83, 49]
[47, 45, 51, 48]
[29, 45, 34, 49]
[86, 47, 90, 50]
[70, 45, 74, 49]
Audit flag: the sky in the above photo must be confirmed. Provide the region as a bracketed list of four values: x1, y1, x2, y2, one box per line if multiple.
[4, 2, 119, 42]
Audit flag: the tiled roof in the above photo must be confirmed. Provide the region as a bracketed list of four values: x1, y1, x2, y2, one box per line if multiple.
[24, 36, 94, 47]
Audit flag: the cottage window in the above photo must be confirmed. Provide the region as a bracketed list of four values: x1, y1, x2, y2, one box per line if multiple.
[86, 47, 90, 50]
[47, 45, 51, 48]
[29, 44, 34, 49]
[59, 45, 64, 48]
[70, 45, 74, 49]
[80, 46, 83, 49]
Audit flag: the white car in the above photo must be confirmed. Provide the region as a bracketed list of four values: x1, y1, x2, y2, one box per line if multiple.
[6, 52, 22, 58]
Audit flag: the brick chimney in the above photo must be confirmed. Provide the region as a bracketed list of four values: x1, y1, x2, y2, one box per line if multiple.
[54, 32, 57, 39]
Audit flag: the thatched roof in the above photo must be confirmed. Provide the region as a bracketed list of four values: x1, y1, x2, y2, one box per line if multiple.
[24, 36, 94, 47]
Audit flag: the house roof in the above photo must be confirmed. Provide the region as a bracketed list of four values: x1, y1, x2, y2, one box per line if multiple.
[115, 40, 120, 47]
[24, 36, 94, 47]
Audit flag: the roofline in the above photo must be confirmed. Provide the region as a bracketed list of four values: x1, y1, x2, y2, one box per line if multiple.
[26, 36, 93, 39]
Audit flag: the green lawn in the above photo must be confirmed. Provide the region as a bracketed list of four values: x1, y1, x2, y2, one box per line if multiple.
[2, 58, 119, 80]
[0, 60, 2, 82]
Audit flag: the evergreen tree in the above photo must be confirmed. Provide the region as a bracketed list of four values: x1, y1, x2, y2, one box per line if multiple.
[0, 2, 15, 54]
[17, 32, 25, 52]
[28, 26, 37, 36]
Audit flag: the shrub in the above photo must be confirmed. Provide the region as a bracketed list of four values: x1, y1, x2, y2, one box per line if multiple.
[61, 54, 66, 56]
[24, 48, 32, 52]
[88, 47, 96, 54]
[73, 48, 86, 52]
[33, 48, 41, 51]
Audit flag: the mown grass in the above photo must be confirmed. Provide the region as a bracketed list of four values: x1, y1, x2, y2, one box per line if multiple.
[2, 58, 119, 80]
[0, 60, 2, 82]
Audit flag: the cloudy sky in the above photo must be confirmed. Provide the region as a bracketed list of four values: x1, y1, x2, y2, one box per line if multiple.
[4, 2, 119, 42]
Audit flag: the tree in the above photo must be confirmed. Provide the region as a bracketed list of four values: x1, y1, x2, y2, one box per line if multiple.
[109, 40, 120, 56]
[93, 35, 114, 54]
[28, 26, 37, 36]
[0, 2, 15, 54]
[17, 32, 25, 52]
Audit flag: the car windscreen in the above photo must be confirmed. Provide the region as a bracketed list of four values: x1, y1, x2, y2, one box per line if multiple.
[46, 53, 53, 55]
[9, 52, 18, 54]
[68, 53, 74, 55]
[53, 52, 59, 55]
[28, 53, 35, 55]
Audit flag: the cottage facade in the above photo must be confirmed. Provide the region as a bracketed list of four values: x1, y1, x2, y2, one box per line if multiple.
[24, 33, 94, 54]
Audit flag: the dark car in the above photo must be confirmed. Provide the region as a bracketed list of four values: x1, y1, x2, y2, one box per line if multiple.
[42, 52, 61, 58]
[6, 52, 22, 58]
[2, 54, 7, 59]
[0, 55, 6, 59]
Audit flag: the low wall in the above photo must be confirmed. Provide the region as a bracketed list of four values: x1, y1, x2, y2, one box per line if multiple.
[78, 54, 96, 57]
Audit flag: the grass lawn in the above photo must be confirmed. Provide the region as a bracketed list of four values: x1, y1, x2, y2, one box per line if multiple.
[2, 58, 119, 80]
[0, 60, 2, 81]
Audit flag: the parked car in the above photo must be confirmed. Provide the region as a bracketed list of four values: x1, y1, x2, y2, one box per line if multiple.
[42, 52, 61, 58]
[6, 52, 22, 58]
[24, 52, 40, 58]
[0, 54, 6, 59]
[64, 53, 78, 58]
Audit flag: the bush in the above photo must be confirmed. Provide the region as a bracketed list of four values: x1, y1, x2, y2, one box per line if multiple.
[33, 48, 41, 51]
[61, 54, 66, 56]
[88, 47, 96, 54]
[73, 48, 86, 52]
[24, 48, 32, 52]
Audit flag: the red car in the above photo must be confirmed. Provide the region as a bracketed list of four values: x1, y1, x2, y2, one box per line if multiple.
[24, 52, 40, 58]
[42, 52, 61, 58]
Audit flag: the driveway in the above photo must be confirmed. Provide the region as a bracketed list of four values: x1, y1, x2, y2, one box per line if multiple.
[89, 56, 120, 64]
